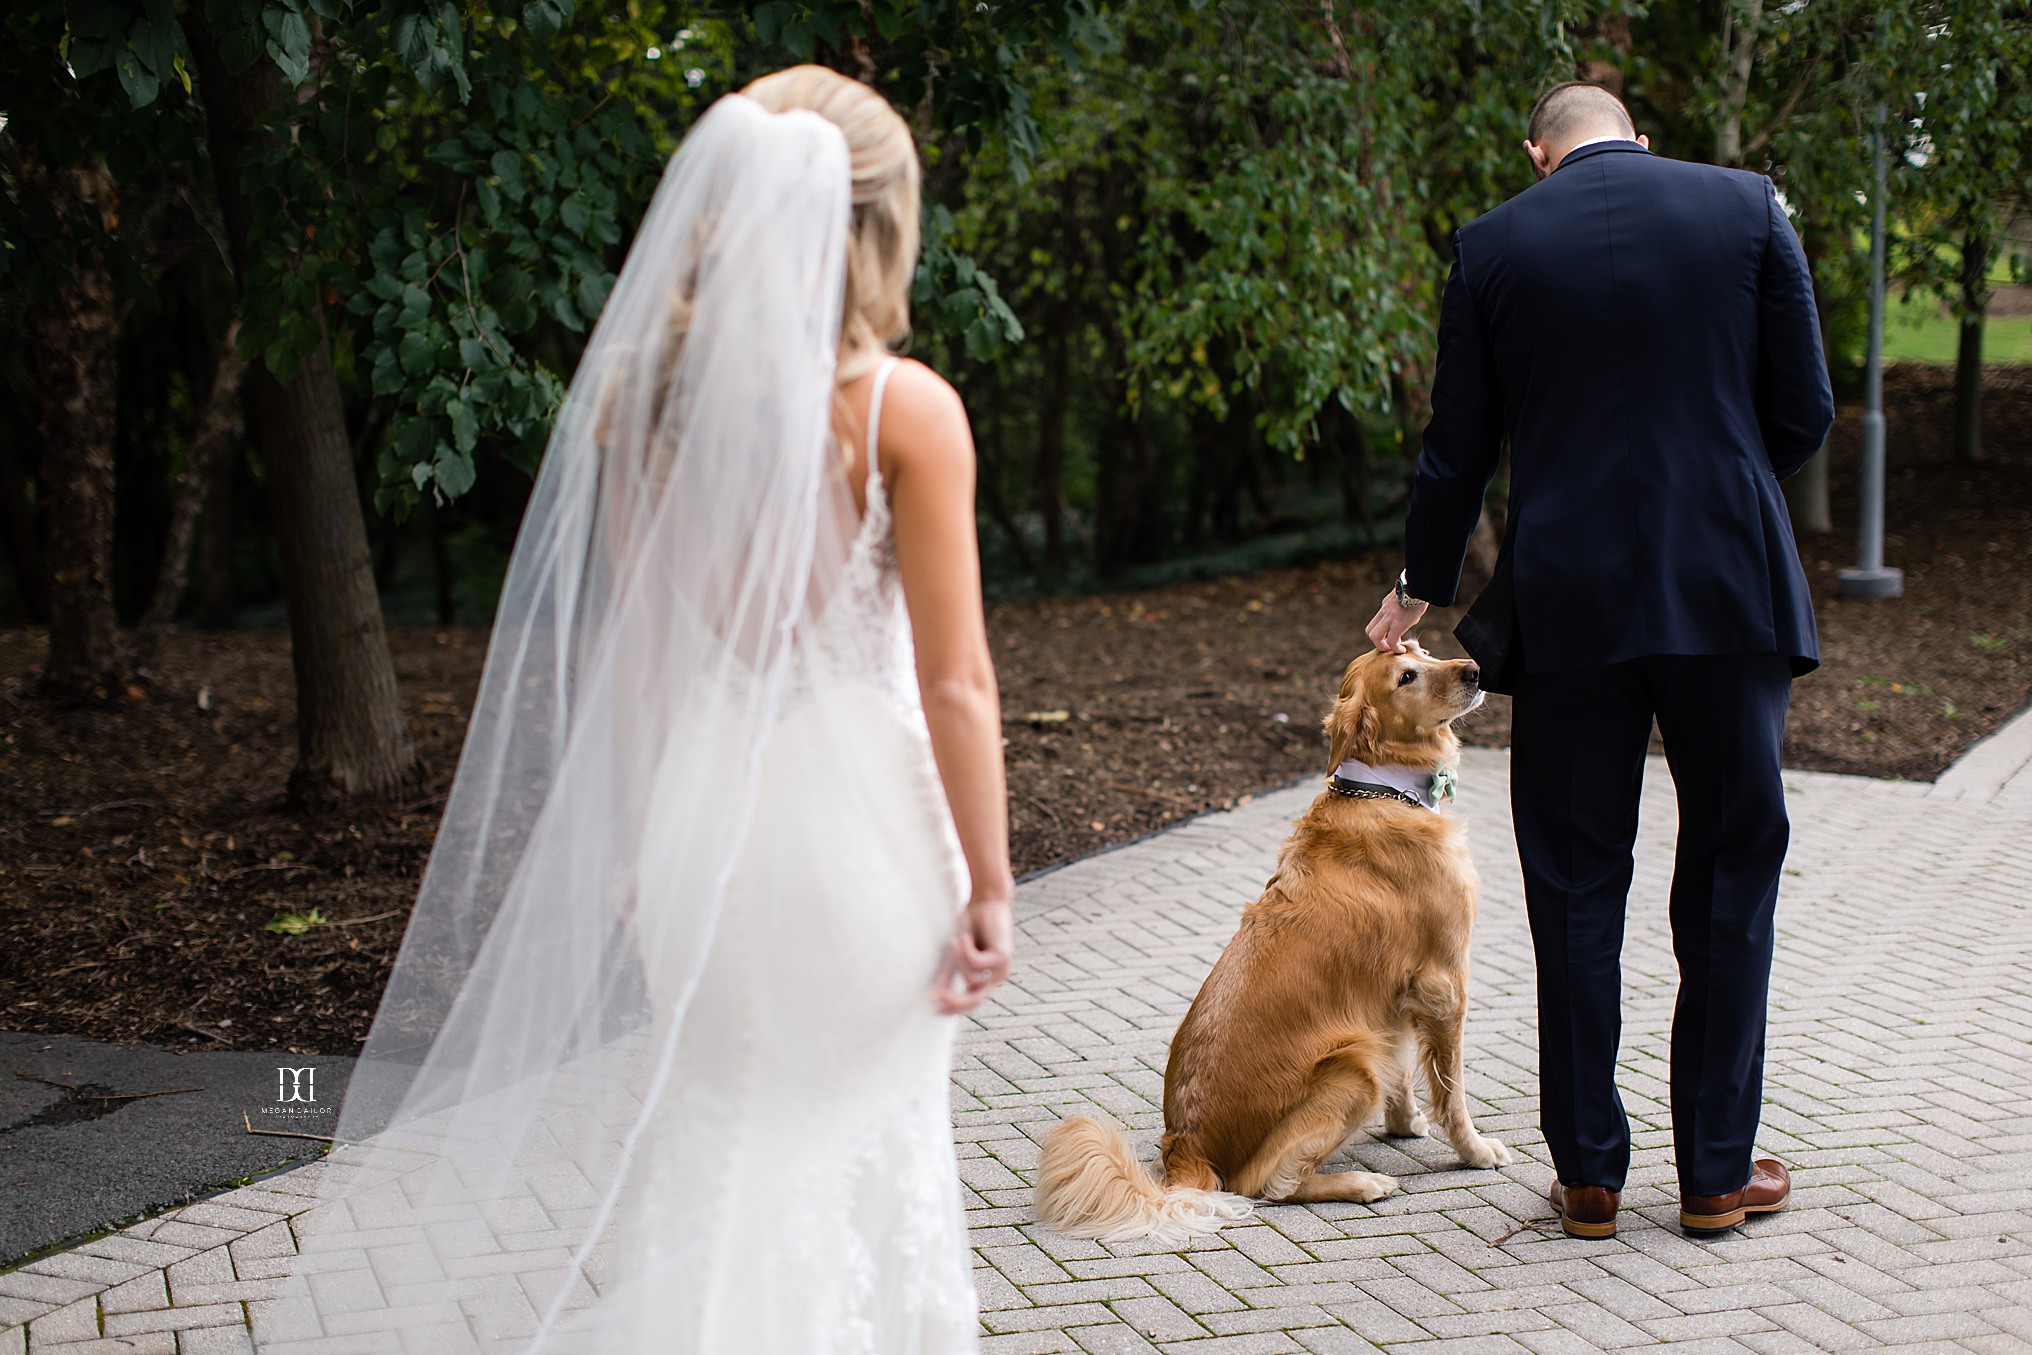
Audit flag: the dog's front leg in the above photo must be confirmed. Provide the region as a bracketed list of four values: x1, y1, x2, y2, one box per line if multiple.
[1409, 971, 1513, 1170]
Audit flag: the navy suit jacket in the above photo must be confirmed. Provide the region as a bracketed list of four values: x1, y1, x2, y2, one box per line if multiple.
[1403, 140, 1833, 692]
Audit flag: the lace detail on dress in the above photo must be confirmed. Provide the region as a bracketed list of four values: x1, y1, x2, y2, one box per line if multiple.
[607, 354, 977, 1354]
[791, 358, 921, 719]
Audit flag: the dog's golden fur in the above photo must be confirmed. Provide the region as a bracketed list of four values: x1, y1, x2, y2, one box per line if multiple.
[1036, 642, 1512, 1242]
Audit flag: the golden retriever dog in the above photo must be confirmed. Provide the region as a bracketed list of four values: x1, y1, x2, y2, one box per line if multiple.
[1034, 641, 1512, 1243]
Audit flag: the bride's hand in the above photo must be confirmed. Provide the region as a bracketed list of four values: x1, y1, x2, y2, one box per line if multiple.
[935, 893, 1014, 1015]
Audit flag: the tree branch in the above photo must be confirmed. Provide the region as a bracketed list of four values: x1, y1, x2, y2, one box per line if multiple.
[137, 319, 246, 661]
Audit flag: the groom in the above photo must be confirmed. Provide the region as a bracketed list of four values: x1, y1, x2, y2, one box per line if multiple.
[1365, 82, 1833, 1238]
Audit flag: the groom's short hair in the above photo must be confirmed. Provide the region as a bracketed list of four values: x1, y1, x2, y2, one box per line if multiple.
[1527, 81, 1635, 147]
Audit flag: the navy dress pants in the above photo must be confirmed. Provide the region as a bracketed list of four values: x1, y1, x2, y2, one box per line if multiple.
[1509, 654, 1793, 1197]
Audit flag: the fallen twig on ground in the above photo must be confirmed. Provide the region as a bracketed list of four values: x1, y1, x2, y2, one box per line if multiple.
[243, 1111, 333, 1143]
[14, 1071, 201, 1101]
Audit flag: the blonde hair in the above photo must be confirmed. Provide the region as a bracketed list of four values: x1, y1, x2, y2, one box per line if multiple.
[743, 66, 921, 385]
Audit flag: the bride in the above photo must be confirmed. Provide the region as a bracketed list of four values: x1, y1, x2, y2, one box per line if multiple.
[252, 67, 1012, 1354]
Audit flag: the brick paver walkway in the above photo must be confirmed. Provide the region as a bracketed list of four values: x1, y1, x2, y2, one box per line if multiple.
[5, 737, 2031, 1353]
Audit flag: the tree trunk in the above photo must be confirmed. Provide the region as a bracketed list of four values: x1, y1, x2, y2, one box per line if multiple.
[183, 8, 415, 800]
[27, 158, 126, 697]
[138, 320, 246, 660]
[428, 496, 456, 625]
[1094, 404, 1160, 578]
[195, 442, 239, 629]
[1182, 416, 1213, 550]
[1212, 392, 1259, 541]
[1036, 329, 1069, 585]
[0, 421, 49, 623]
[1954, 227, 1988, 465]
[974, 372, 1037, 579]
[256, 343, 416, 798]
[1715, 0, 1764, 166]
[1325, 403, 1366, 529]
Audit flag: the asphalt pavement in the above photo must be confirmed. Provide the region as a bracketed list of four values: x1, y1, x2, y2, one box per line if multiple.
[0, 1033, 350, 1266]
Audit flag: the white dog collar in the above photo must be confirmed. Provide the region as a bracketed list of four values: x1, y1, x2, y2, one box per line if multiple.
[1327, 758, 1456, 810]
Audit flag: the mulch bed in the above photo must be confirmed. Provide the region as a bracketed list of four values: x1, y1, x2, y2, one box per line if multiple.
[2, 365, 2027, 1056]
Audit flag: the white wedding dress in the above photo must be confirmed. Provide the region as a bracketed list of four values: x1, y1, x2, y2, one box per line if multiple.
[253, 100, 978, 1355]
[611, 358, 980, 1355]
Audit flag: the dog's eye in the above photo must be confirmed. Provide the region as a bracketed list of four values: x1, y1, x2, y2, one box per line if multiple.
[1397, 670, 1417, 686]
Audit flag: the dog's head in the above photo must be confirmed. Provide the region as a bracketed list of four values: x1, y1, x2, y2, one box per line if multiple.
[1323, 639, 1484, 772]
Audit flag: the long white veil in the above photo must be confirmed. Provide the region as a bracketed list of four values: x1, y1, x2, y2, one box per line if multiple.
[253, 93, 860, 1352]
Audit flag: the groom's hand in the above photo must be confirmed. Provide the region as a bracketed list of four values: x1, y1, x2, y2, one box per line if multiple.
[1366, 590, 1428, 654]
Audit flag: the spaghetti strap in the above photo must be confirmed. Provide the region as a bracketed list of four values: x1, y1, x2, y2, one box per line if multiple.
[865, 356, 902, 487]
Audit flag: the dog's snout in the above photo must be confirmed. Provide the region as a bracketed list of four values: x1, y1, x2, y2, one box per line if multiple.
[1462, 664, 1481, 689]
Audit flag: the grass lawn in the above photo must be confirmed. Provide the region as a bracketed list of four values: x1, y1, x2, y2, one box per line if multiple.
[1882, 291, 2032, 364]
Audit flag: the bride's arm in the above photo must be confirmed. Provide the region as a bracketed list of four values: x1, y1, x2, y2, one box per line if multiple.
[880, 359, 1015, 1015]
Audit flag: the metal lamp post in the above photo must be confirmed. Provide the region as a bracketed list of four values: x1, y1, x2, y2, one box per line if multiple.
[1839, 104, 1904, 599]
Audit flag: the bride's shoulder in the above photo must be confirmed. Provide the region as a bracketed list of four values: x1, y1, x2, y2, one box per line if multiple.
[880, 358, 965, 422]
[876, 358, 973, 478]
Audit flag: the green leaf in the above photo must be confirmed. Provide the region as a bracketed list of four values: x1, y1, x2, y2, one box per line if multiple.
[558, 194, 591, 236]
[398, 330, 435, 376]
[129, 7, 180, 84]
[433, 447, 478, 498]
[964, 315, 1001, 362]
[522, 0, 563, 40]
[428, 138, 475, 172]
[574, 270, 611, 320]
[262, 7, 313, 86]
[391, 10, 432, 73]
[450, 399, 478, 454]
[115, 50, 160, 107]
[490, 151, 526, 201]
[371, 345, 405, 396]
[753, 1, 792, 45]
[418, 375, 459, 415]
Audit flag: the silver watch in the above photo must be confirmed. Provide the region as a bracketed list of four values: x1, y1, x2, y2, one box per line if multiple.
[1395, 569, 1423, 609]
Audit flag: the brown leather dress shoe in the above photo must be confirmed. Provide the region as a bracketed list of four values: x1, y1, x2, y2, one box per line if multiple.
[1549, 1179, 1619, 1238]
[1680, 1158, 1791, 1233]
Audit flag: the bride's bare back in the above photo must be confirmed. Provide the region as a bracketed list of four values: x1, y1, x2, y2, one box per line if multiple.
[835, 358, 1012, 1013]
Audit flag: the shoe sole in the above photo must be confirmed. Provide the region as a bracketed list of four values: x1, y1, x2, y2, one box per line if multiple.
[1559, 1215, 1617, 1239]
[1680, 1196, 1788, 1234]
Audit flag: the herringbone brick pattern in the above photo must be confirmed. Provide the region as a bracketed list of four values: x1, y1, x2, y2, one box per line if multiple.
[955, 751, 2032, 1353]
[4, 747, 2030, 1352]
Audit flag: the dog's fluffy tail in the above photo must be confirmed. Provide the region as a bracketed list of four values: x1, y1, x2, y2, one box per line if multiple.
[1035, 1115, 1252, 1245]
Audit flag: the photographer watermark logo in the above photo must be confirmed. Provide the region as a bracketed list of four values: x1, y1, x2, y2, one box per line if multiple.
[263, 1064, 334, 1119]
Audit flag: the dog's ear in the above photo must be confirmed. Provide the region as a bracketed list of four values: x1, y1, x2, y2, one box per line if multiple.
[1324, 670, 1383, 769]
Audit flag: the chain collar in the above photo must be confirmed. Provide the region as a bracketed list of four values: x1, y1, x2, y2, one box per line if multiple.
[1325, 774, 1430, 808]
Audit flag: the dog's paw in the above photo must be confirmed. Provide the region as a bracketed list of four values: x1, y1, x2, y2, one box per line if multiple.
[1455, 1134, 1514, 1169]
[1384, 1109, 1431, 1139]
[1343, 1171, 1399, 1202]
